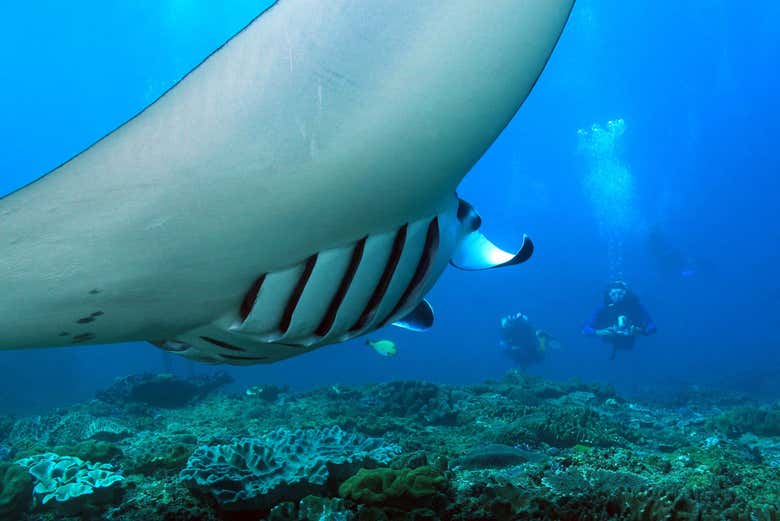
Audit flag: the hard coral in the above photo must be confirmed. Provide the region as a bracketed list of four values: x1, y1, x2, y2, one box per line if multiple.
[451, 444, 540, 470]
[97, 372, 233, 408]
[709, 405, 780, 437]
[0, 462, 33, 520]
[533, 406, 633, 448]
[373, 381, 461, 426]
[15, 452, 124, 516]
[338, 466, 447, 508]
[180, 426, 400, 512]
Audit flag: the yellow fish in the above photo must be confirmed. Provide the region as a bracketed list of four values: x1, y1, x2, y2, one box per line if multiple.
[366, 339, 397, 357]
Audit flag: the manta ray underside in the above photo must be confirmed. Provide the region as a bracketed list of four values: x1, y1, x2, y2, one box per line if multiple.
[0, 0, 574, 364]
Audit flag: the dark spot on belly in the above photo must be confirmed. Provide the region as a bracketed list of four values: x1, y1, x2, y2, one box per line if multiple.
[76, 317, 95, 324]
[91, 311, 104, 317]
[72, 332, 96, 343]
[89, 289, 101, 295]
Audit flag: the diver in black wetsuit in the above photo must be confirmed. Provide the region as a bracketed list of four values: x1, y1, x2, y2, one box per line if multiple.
[582, 280, 657, 359]
[499, 312, 556, 368]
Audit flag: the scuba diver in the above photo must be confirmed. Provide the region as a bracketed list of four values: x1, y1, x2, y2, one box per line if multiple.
[499, 312, 558, 368]
[582, 280, 657, 359]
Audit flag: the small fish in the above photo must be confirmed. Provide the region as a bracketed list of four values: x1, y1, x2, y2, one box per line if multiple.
[366, 339, 397, 357]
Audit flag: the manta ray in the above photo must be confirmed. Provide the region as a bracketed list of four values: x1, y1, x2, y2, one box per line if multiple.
[0, 0, 574, 364]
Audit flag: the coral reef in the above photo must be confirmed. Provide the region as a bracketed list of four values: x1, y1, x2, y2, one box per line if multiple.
[122, 431, 196, 475]
[359, 381, 464, 427]
[180, 426, 400, 513]
[451, 444, 543, 470]
[96, 372, 233, 409]
[338, 466, 448, 508]
[0, 462, 33, 520]
[708, 404, 780, 437]
[8, 413, 132, 448]
[0, 371, 778, 520]
[15, 453, 124, 517]
[245, 384, 290, 402]
[267, 495, 354, 521]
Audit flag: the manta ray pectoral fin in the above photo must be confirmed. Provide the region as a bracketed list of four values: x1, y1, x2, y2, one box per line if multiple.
[450, 232, 533, 271]
[450, 198, 534, 271]
[392, 299, 434, 332]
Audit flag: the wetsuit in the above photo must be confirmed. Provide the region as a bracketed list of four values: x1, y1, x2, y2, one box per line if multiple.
[582, 300, 657, 352]
[500, 313, 544, 367]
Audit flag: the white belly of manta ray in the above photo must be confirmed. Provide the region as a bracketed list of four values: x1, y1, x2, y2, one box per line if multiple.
[0, 0, 574, 365]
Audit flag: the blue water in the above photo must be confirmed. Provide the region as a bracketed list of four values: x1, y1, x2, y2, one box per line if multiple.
[1, 1, 778, 414]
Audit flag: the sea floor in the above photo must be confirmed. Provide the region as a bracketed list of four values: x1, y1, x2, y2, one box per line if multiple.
[0, 370, 778, 520]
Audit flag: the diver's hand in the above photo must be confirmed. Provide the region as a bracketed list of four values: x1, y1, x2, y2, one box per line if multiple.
[596, 328, 615, 337]
[629, 326, 644, 336]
